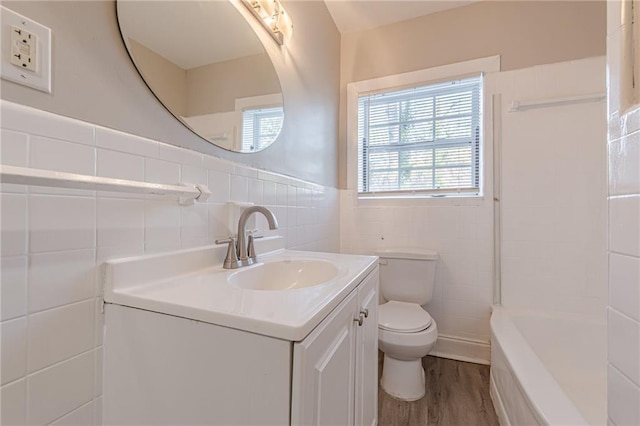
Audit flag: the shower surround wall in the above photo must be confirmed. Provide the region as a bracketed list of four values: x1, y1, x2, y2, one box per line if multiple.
[0, 101, 340, 425]
[606, 1, 640, 424]
[492, 56, 608, 315]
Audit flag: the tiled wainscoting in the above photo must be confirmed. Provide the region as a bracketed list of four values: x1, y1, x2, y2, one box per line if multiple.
[0, 100, 339, 425]
[606, 1, 640, 423]
[340, 191, 494, 363]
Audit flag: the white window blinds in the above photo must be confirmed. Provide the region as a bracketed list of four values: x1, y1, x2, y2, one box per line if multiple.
[242, 106, 284, 152]
[357, 76, 482, 196]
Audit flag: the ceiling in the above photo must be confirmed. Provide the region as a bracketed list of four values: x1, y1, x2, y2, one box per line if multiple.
[117, 0, 478, 70]
[324, 0, 477, 33]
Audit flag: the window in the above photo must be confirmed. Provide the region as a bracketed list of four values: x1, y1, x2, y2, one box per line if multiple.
[357, 76, 482, 196]
[241, 106, 284, 152]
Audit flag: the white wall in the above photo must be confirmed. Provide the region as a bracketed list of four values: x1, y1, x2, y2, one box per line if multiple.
[606, 1, 640, 424]
[0, 101, 339, 425]
[0, 0, 341, 187]
[340, 57, 608, 363]
[490, 57, 608, 315]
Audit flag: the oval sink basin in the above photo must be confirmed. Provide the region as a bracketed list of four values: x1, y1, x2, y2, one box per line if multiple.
[229, 259, 339, 291]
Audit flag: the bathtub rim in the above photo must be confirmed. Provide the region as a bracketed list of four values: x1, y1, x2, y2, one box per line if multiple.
[490, 306, 595, 426]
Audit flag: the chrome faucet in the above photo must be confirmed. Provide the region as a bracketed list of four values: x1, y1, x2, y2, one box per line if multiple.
[215, 206, 278, 269]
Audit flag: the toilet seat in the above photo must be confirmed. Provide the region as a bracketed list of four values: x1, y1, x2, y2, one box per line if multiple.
[378, 301, 433, 333]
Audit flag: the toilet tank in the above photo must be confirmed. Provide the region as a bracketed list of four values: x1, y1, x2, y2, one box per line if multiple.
[377, 249, 439, 305]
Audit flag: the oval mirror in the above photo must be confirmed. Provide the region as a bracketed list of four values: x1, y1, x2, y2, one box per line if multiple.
[116, 1, 284, 153]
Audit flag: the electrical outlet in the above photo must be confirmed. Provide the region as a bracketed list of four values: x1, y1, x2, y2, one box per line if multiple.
[10, 25, 37, 71]
[1, 6, 51, 93]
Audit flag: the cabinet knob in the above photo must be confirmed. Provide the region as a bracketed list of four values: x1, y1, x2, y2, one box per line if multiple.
[360, 308, 369, 318]
[354, 314, 364, 326]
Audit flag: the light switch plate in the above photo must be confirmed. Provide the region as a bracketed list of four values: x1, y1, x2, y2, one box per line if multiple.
[1, 6, 51, 93]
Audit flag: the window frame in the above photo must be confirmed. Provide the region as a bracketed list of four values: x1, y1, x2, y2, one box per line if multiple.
[346, 56, 500, 201]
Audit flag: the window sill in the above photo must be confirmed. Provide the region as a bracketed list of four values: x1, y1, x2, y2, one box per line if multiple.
[355, 193, 487, 207]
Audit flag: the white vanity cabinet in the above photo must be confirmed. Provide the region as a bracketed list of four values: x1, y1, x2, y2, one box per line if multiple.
[291, 267, 378, 426]
[103, 253, 378, 426]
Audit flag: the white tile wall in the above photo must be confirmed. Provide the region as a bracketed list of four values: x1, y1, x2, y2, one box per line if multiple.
[0, 100, 339, 425]
[340, 192, 495, 345]
[607, 1, 640, 423]
[491, 57, 608, 315]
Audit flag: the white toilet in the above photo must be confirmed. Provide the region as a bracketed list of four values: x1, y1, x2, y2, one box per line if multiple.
[377, 249, 439, 401]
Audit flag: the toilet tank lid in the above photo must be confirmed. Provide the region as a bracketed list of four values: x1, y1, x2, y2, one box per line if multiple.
[376, 249, 439, 260]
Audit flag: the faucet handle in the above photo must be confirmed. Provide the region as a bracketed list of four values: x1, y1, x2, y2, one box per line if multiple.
[247, 233, 262, 260]
[215, 237, 239, 269]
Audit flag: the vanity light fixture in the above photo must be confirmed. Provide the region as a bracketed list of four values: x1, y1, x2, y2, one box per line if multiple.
[242, 0, 292, 45]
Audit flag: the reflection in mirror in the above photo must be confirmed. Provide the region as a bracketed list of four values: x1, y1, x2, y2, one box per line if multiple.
[117, 0, 284, 153]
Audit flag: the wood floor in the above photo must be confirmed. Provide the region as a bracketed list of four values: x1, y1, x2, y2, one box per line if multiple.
[378, 355, 499, 426]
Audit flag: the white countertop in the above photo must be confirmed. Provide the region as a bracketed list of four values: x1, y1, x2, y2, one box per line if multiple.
[103, 239, 378, 341]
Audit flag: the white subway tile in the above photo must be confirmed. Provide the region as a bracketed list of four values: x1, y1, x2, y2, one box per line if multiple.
[1, 379, 26, 425]
[95, 127, 158, 158]
[608, 364, 640, 426]
[28, 300, 94, 373]
[144, 199, 181, 252]
[50, 401, 94, 426]
[94, 298, 104, 347]
[209, 204, 232, 240]
[94, 347, 103, 398]
[30, 136, 95, 176]
[234, 165, 257, 178]
[287, 185, 297, 206]
[276, 183, 288, 206]
[0, 256, 27, 321]
[158, 143, 202, 167]
[96, 149, 144, 182]
[94, 396, 102, 426]
[248, 179, 263, 205]
[230, 175, 249, 202]
[29, 195, 95, 253]
[609, 309, 640, 387]
[610, 195, 640, 257]
[263, 181, 277, 205]
[610, 253, 640, 321]
[0, 129, 28, 166]
[29, 135, 96, 196]
[97, 198, 144, 248]
[207, 170, 230, 203]
[181, 165, 207, 186]
[181, 203, 208, 242]
[27, 351, 94, 425]
[28, 249, 96, 313]
[0, 129, 29, 193]
[1, 317, 27, 385]
[203, 155, 234, 173]
[1, 101, 94, 146]
[1, 194, 27, 256]
[180, 237, 209, 249]
[610, 131, 640, 196]
[145, 158, 179, 185]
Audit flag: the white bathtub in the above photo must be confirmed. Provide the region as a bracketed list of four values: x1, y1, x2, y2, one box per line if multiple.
[490, 307, 606, 426]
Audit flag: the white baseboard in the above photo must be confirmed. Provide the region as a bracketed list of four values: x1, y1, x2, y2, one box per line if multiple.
[429, 334, 491, 365]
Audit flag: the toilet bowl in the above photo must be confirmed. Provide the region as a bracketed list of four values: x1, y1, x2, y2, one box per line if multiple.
[376, 249, 439, 401]
[378, 300, 438, 401]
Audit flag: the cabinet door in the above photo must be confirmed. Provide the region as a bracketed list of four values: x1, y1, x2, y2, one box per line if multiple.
[355, 269, 379, 426]
[292, 291, 358, 426]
